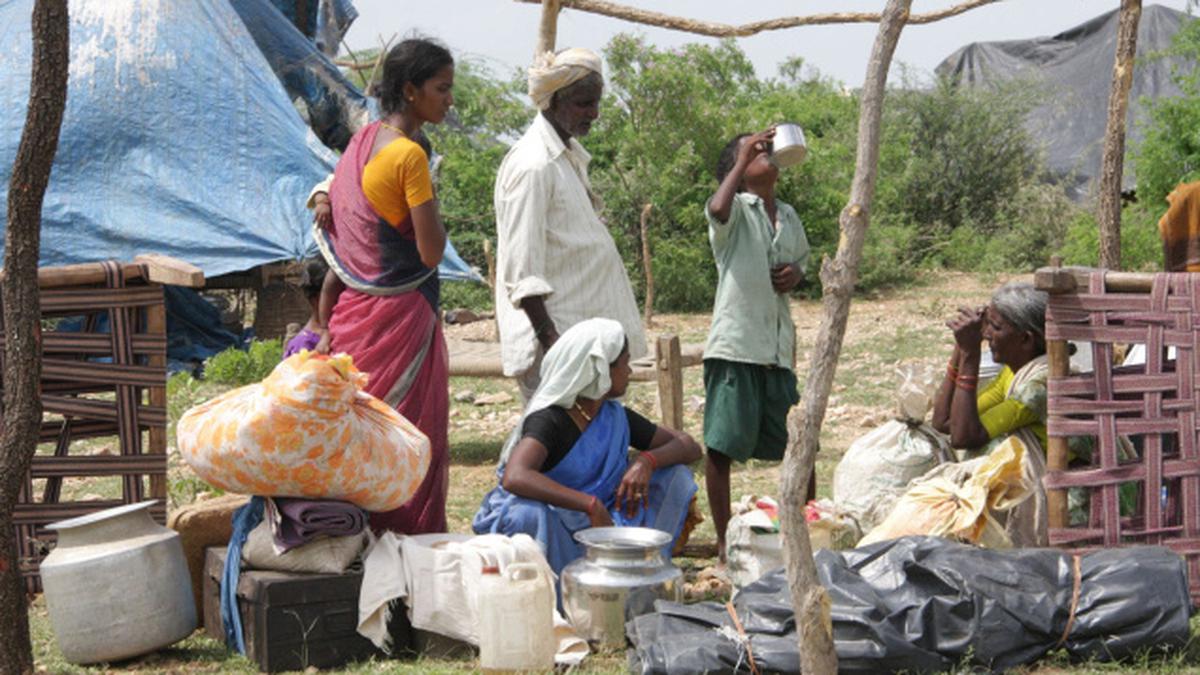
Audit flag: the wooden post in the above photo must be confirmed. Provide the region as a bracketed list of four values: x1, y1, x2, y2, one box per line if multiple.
[1097, 0, 1142, 271]
[640, 204, 655, 329]
[146, 301, 168, 502]
[537, 0, 562, 55]
[483, 238, 496, 290]
[1046, 338, 1071, 529]
[656, 334, 683, 432]
[780, 1, 914, 672]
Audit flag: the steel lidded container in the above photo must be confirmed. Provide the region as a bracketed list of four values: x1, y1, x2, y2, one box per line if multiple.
[560, 526, 682, 647]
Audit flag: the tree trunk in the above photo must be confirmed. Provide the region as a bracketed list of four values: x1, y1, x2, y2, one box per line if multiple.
[0, 1, 68, 673]
[537, 0, 561, 55]
[1097, 0, 1141, 271]
[779, 0, 913, 672]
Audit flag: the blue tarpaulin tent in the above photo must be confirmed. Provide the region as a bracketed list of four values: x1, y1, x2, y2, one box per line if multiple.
[0, 0, 481, 282]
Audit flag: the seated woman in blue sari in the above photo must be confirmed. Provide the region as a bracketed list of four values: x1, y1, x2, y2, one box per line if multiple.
[472, 318, 701, 576]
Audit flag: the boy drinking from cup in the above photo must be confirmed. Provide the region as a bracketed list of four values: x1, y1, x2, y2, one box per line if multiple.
[703, 128, 811, 562]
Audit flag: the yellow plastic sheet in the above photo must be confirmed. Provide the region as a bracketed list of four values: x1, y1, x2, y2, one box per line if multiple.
[858, 436, 1032, 549]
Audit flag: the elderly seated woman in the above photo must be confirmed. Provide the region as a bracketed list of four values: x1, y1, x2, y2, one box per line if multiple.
[472, 318, 701, 575]
[931, 281, 1050, 546]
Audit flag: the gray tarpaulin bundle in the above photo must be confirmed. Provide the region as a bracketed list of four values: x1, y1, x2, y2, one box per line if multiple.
[627, 536, 1193, 673]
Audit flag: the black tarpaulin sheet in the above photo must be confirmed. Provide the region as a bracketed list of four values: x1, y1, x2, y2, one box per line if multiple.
[935, 5, 1195, 198]
[627, 536, 1192, 673]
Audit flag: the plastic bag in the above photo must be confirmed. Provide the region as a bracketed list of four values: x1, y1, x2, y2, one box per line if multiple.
[805, 499, 861, 551]
[177, 351, 430, 511]
[832, 364, 949, 531]
[627, 537, 1193, 674]
[859, 436, 1033, 548]
[726, 496, 782, 589]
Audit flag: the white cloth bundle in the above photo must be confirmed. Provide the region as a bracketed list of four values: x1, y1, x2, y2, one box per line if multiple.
[357, 532, 588, 665]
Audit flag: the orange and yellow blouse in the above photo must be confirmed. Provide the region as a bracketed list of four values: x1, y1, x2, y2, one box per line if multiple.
[361, 136, 434, 227]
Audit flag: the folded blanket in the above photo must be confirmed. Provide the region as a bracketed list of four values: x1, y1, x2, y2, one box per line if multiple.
[266, 497, 366, 554]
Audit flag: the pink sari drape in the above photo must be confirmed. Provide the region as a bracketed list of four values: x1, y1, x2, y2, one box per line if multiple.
[324, 121, 449, 534]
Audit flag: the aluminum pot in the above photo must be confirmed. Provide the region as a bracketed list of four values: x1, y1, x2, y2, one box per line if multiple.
[40, 501, 197, 664]
[769, 123, 807, 168]
[560, 526, 682, 648]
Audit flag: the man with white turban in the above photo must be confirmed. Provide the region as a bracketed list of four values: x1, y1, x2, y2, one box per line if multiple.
[493, 48, 648, 400]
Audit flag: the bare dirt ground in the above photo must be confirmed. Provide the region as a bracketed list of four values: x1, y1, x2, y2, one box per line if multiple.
[36, 271, 1196, 674]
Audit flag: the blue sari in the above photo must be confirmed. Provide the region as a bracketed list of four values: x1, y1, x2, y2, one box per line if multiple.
[472, 400, 697, 576]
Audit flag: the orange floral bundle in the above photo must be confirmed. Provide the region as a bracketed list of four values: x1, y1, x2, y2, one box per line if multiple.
[178, 351, 430, 511]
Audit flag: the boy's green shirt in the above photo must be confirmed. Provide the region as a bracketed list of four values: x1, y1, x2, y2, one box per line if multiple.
[704, 192, 810, 371]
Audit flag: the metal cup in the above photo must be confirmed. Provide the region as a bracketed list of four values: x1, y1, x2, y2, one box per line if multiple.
[769, 123, 807, 169]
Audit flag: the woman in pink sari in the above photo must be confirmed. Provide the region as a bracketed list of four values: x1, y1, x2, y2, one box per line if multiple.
[314, 39, 454, 534]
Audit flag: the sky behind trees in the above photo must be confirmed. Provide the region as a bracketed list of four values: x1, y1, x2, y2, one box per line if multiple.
[344, 1, 1193, 85]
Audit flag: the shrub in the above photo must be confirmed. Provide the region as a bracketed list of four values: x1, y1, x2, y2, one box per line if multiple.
[858, 220, 923, 289]
[203, 339, 282, 386]
[1057, 204, 1163, 271]
[878, 75, 1040, 238]
[642, 234, 720, 312]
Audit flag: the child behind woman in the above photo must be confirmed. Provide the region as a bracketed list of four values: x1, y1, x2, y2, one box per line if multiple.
[284, 257, 337, 357]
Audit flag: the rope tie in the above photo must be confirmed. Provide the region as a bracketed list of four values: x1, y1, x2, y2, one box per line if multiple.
[725, 601, 761, 675]
[1056, 554, 1083, 649]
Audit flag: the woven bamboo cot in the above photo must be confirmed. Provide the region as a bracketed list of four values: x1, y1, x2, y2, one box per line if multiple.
[3, 256, 202, 592]
[1038, 266, 1200, 601]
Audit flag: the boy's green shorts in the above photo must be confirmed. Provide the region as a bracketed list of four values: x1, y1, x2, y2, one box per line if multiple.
[703, 358, 799, 462]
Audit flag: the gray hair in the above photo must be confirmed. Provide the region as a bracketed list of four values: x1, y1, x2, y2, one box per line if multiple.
[991, 282, 1048, 347]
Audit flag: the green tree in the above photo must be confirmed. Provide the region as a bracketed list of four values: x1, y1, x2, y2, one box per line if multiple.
[426, 60, 531, 272]
[1134, 15, 1200, 209]
[589, 36, 859, 309]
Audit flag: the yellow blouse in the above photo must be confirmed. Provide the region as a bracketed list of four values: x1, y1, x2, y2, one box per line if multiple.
[977, 366, 1047, 450]
[361, 136, 434, 227]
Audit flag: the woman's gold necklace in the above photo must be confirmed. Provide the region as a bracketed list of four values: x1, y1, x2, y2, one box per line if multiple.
[379, 121, 407, 137]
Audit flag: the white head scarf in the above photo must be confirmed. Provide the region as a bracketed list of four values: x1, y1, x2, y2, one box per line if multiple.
[527, 47, 603, 111]
[499, 318, 626, 465]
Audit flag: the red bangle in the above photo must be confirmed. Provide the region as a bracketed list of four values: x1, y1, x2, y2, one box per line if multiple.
[640, 452, 658, 471]
[586, 495, 598, 514]
[956, 380, 977, 391]
[947, 365, 959, 380]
